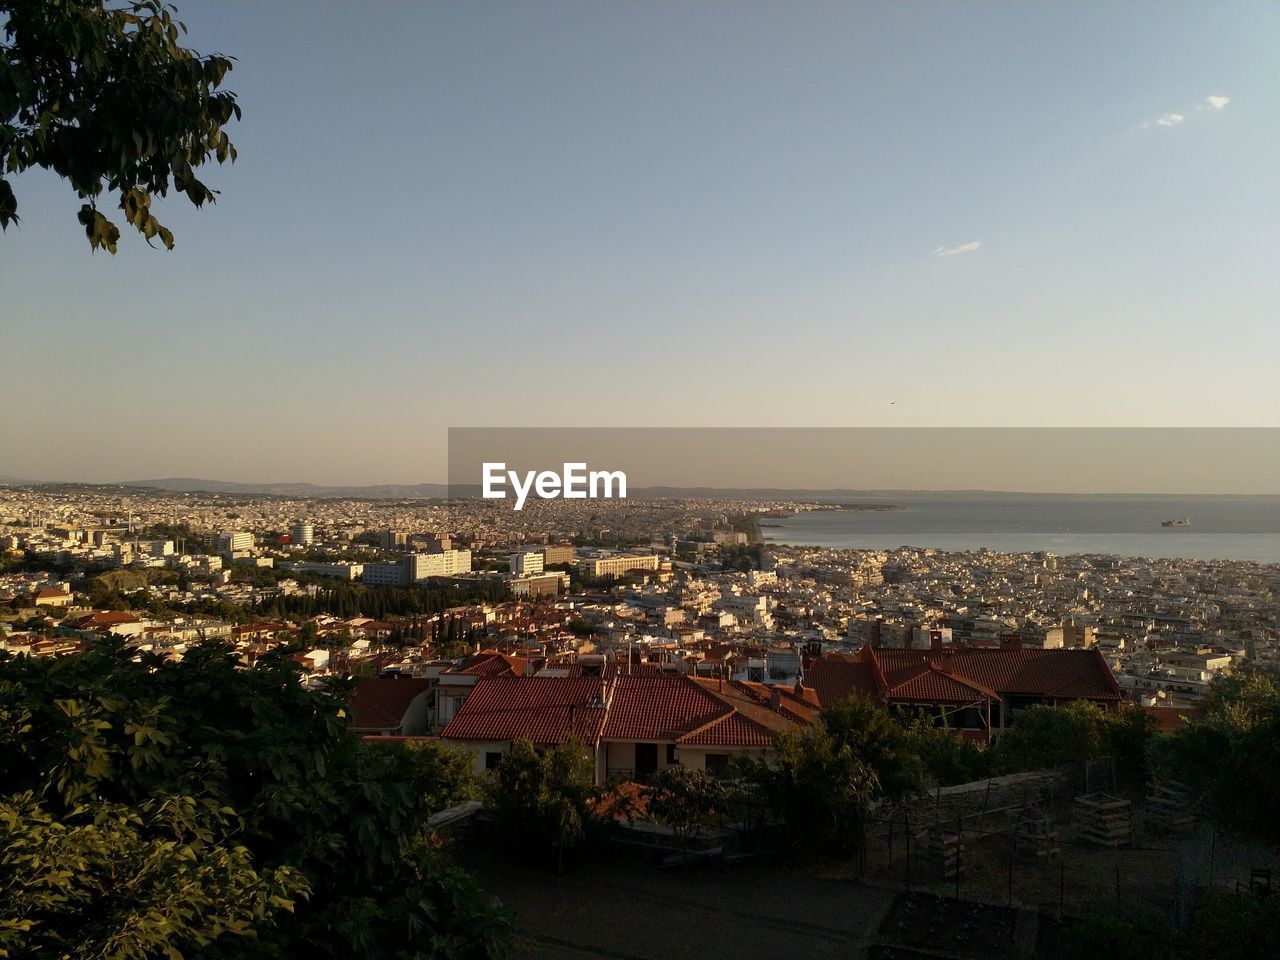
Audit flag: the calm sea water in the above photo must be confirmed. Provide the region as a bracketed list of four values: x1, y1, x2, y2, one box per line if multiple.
[759, 494, 1280, 563]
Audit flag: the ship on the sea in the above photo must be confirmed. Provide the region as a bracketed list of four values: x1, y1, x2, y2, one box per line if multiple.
[1161, 517, 1191, 527]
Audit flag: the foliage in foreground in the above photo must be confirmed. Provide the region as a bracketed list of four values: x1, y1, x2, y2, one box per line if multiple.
[1153, 665, 1280, 846]
[736, 698, 888, 855]
[1, 0, 241, 251]
[0, 639, 508, 960]
[484, 737, 596, 867]
[992, 700, 1153, 782]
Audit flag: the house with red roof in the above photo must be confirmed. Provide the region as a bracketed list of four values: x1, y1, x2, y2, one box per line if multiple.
[440, 676, 608, 773]
[432, 649, 529, 732]
[34, 588, 72, 608]
[440, 671, 808, 783]
[347, 676, 434, 736]
[806, 646, 1122, 743]
[599, 674, 799, 781]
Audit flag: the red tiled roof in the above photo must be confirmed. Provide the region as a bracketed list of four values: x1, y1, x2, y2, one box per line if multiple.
[807, 647, 1121, 706]
[887, 665, 1001, 704]
[600, 675, 726, 742]
[806, 654, 880, 705]
[440, 677, 607, 746]
[677, 711, 776, 747]
[347, 677, 432, 731]
[689, 677, 811, 736]
[1143, 705, 1201, 733]
[449, 651, 528, 677]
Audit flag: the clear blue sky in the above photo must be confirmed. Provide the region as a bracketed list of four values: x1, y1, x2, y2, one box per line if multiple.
[2, 1, 1277, 485]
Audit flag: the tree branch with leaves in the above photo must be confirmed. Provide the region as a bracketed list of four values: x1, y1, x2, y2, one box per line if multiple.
[1, 0, 240, 252]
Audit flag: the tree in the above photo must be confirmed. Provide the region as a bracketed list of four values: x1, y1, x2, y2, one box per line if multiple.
[646, 765, 726, 851]
[993, 702, 1102, 773]
[744, 721, 879, 856]
[820, 696, 927, 803]
[1, 1, 241, 251]
[0, 638, 511, 960]
[484, 738, 596, 870]
[908, 719, 993, 787]
[1, 793, 307, 960]
[1154, 665, 1280, 846]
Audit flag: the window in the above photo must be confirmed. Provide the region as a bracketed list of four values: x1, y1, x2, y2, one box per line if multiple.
[705, 753, 730, 776]
[666, 744, 678, 765]
[485, 751, 503, 771]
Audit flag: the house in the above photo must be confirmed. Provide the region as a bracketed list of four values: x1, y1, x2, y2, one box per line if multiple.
[599, 674, 799, 780]
[805, 646, 1123, 743]
[440, 676, 607, 773]
[433, 650, 529, 731]
[34, 588, 72, 608]
[440, 671, 807, 784]
[65, 610, 145, 637]
[347, 676, 434, 736]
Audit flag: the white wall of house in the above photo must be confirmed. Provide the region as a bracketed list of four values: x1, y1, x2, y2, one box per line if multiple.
[444, 738, 512, 775]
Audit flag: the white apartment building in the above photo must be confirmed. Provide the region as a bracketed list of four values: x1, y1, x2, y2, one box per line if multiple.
[578, 554, 660, 578]
[509, 550, 544, 576]
[216, 531, 254, 553]
[363, 550, 474, 586]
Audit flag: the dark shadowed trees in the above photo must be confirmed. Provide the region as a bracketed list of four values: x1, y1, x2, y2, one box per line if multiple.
[0, 639, 510, 959]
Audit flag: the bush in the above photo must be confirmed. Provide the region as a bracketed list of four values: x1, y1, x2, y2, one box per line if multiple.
[909, 721, 993, 786]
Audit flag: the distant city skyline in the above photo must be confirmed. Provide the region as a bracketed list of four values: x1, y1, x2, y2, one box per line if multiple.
[4, 428, 1276, 497]
[2, 2, 1277, 484]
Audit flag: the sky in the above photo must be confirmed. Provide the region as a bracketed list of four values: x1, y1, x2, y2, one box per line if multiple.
[2, 1, 1278, 487]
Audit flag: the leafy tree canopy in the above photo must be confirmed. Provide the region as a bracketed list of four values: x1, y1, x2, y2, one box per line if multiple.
[0, 639, 509, 960]
[1154, 665, 1280, 846]
[484, 738, 596, 866]
[1, 1, 240, 251]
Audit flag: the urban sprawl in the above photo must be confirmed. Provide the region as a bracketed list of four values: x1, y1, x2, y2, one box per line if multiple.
[2, 483, 1276, 781]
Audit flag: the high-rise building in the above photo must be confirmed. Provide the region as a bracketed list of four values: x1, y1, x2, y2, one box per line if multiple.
[509, 550, 544, 576]
[292, 522, 315, 546]
[362, 550, 473, 586]
[216, 531, 254, 554]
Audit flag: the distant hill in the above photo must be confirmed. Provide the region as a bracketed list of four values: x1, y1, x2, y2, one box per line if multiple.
[120, 478, 451, 499]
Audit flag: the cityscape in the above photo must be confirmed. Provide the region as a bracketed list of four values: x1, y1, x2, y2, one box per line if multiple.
[3, 2, 1278, 960]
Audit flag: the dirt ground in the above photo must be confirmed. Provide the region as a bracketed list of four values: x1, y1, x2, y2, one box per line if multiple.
[456, 798, 1279, 960]
[461, 846, 899, 960]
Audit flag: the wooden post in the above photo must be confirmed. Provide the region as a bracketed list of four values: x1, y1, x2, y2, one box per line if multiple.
[1007, 827, 1014, 906]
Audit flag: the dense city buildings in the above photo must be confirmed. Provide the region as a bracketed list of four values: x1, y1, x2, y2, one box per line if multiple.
[3, 484, 1274, 723]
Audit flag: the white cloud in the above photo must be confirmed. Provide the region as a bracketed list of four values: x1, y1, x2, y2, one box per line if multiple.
[932, 240, 982, 257]
[1149, 113, 1184, 128]
[1205, 95, 1230, 111]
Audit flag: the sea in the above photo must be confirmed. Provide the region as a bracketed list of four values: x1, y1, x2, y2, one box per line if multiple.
[757, 493, 1280, 563]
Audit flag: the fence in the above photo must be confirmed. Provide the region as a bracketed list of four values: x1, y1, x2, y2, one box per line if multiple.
[857, 767, 1279, 928]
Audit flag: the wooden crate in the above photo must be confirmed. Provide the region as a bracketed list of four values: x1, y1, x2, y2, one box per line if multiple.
[925, 828, 965, 881]
[1013, 807, 1060, 858]
[1074, 793, 1131, 847]
[1146, 779, 1195, 833]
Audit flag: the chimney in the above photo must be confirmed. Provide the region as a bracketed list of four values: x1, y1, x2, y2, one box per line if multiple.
[769, 689, 781, 712]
